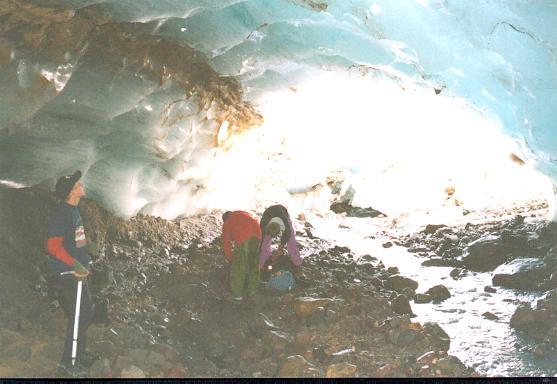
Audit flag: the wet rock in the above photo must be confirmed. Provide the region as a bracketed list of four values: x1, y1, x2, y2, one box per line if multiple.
[461, 235, 510, 272]
[510, 304, 552, 339]
[492, 258, 550, 290]
[391, 294, 415, 316]
[510, 304, 536, 328]
[424, 285, 451, 303]
[414, 293, 432, 304]
[293, 297, 334, 317]
[482, 312, 499, 320]
[276, 355, 321, 378]
[120, 365, 146, 378]
[382, 242, 393, 248]
[325, 362, 357, 378]
[484, 286, 497, 293]
[384, 275, 419, 293]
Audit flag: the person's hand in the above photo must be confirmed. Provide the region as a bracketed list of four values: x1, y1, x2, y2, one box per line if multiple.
[73, 260, 90, 280]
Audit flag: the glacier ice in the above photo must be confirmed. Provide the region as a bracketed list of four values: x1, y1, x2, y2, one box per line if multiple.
[0, 0, 556, 218]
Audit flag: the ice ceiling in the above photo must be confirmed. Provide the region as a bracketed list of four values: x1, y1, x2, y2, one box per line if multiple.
[0, 0, 556, 218]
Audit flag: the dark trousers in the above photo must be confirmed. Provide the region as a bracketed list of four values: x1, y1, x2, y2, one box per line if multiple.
[54, 276, 95, 366]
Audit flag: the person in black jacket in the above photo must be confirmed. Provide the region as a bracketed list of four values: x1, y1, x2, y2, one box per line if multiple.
[47, 171, 95, 374]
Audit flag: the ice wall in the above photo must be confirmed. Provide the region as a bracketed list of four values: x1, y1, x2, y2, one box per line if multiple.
[0, 0, 555, 217]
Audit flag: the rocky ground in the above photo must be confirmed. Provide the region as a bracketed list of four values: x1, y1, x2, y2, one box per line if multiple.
[5, 185, 550, 378]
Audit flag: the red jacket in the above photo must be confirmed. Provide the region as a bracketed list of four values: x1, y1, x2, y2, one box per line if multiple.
[222, 211, 262, 262]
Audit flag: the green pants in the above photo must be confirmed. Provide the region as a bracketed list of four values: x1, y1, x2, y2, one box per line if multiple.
[230, 237, 260, 297]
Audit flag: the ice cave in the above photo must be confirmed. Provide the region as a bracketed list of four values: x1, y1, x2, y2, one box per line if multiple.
[1, 0, 556, 219]
[1, 0, 557, 379]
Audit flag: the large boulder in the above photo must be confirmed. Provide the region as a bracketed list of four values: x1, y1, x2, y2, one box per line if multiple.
[461, 235, 511, 272]
[391, 294, 415, 316]
[510, 304, 552, 339]
[492, 258, 550, 290]
[424, 285, 451, 303]
[384, 275, 419, 293]
[537, 289, 557, 314]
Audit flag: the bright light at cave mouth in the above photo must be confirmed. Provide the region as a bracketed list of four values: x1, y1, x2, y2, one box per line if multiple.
[243, 71, 552, 223]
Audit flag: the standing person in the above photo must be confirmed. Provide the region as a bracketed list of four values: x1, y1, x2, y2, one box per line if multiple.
[259, 204, 302, 279]
[46, 171, 95, 373]
[221, 211, 262, 300]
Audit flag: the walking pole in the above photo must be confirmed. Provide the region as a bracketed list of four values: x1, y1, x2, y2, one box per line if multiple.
[61, 271, 83, 366]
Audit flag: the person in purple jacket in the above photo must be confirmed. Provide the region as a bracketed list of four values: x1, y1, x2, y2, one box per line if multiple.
[259, 204, 302, 280]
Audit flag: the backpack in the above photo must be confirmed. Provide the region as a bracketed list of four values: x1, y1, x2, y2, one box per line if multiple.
[267, 270, 295, 292]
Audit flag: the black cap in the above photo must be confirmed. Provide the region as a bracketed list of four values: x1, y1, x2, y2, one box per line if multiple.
[55, 170, 81, 200]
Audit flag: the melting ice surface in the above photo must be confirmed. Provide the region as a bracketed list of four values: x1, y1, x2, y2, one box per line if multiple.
[0, 0, 556, 218]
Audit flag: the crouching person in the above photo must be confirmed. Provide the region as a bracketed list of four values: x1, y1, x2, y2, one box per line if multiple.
[259, 204, 302, 292]
[221, 211, 262, 300]
[46, 171, 95, 374]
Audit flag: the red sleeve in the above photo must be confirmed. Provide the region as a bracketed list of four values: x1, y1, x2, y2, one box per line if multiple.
[222, 220, 233, 263]
[47, 237, 75, 267]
